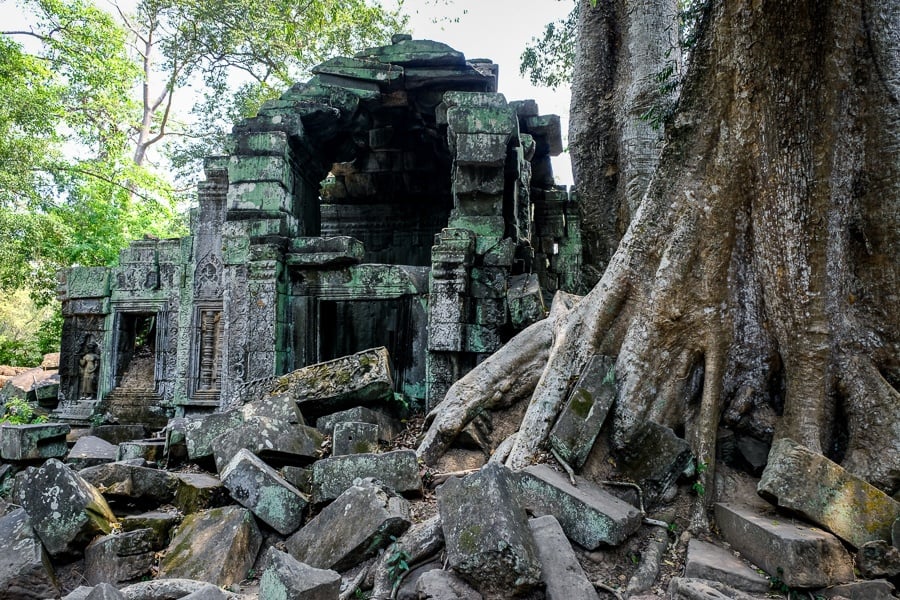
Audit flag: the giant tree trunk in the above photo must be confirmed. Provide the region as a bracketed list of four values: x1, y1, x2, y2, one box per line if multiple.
[569, 0, 680, 276]
[420, 0, 900, 500]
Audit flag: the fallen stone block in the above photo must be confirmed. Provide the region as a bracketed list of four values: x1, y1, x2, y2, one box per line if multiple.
[120, 510, 180, 549]
[221, 449, 309, 535]
[316, 406, 401, 442]
[211, 416, 322, 472]
[0, 422, 70, 461]
[817, 579, 896, 600]
[735, 434, 770, 476]
[312, 449, 421, 503]
[517, 464, 642, 549]
[894, 517, 900, 549]
[416, 569, 484, 599]
[332, 421, 379, 455]
[615, 420, 693, 506]
[286, 481, 411, 571]
[758, 438, 900, 548]
[117, 439, 165, 463]
[282, 466, 312, 494]
[856, 540, 900, 578]
[79, 462, 179, 504]
[86, 583, 125, 600]
[84, 528, 156, 585]
[715, 502, 854, 588]
[88, 425, 148, 446]
[67, 436, 118, 470]
[240, 392, 305, 424]
[0, 507, 60, 599]
[549, 354, 615, 470]
[11, 458, 117, 557]
[259, 548, 341, 600]
[666, 578, 753, 600]
[180, 585, 227, 600]
[163, 417, 188, 464]
[0, 366, 52, 402]
[529, 515, 599, 600]
[437, 463, 542, 598]
[393, 560, 443, 599]
[117, 578, 244, 599]
[158, 506, 261, 587]
[683, 538, 770, 593]
[264, 347, 394, 419]
[507, 273, 544, 329]
[61, 586, 93, 600]
[173, 472, 228, 514]
[184, 410, 244, 460]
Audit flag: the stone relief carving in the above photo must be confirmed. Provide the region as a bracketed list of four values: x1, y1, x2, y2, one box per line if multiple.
[197, 309, 223, 392]
[78, 342, 100, 399]
[195, 253, 223, 298]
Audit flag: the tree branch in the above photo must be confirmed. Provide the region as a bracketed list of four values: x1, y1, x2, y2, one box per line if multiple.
[2, 30, 51, 42]
[45, 165, 154, 202]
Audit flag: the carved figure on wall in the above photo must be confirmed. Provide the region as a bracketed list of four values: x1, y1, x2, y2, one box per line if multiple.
[79, 348, 100, 398]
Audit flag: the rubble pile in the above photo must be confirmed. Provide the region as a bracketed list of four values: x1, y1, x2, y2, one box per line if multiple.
[0, 348, 898, 600]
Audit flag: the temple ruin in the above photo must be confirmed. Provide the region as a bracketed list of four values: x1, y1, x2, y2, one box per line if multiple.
[53, 36, 580, 426]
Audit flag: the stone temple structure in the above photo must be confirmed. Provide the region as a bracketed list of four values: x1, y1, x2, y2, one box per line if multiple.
[53, 37, 580, 426]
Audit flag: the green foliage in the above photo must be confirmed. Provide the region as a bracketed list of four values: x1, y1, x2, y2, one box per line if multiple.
[136, 0, 407, 184]
[385, 536, 412, 591]
[519, 1, 577, 90]
[688, 458, 708, 496]
[1, 0, 184, 306]
[0, 398, 48, 424]
[0, 289, 61, 366]
[521, 0, 710, 91]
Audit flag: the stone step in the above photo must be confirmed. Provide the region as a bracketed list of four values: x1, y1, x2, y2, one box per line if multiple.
[684, 539, 770, 593]
[714, 502, 854, 588]
[759, 438, 900, 549]
[517, 463, 642, 549]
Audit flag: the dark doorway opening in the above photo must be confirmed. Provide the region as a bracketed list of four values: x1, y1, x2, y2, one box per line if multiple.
[115, 313, 157, 389]
[317, 299, 412, 386]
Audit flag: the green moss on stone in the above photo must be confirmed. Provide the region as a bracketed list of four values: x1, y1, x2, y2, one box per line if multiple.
[569, 389, 594, 420]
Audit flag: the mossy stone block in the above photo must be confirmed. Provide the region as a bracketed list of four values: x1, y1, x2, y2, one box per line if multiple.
[159, 506, 261, 587]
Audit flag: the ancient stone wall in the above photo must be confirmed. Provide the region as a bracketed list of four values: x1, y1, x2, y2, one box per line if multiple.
[55, 36, 580, 420]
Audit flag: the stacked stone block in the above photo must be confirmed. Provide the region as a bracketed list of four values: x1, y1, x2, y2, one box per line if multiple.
[55, 36, 580, 418]
[532, 187, 582, 295]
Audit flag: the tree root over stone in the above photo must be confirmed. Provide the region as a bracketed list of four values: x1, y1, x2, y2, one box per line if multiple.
[417, 0, 900, 528]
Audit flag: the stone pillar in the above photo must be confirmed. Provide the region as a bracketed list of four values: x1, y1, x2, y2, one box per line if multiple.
[220, 230, 289, 404]
[426, 229, 474, 408]
[56, 267, 111, 407]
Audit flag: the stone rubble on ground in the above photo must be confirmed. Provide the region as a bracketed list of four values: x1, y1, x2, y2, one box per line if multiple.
[1, 341, 899, 600]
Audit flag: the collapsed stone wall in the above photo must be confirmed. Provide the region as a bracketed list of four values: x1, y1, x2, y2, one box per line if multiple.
[54, 36, 580, 424]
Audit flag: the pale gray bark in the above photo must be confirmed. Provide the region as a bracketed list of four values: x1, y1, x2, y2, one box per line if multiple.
[420, 0, 900, 498]
[569, 0, 680, 277]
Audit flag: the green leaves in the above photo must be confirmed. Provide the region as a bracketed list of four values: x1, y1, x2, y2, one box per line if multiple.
[519, 2, 577, 90]
[151, 0, 407, 181]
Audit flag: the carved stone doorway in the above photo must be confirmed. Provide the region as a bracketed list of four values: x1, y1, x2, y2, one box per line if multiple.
[114, 312, 158, 390]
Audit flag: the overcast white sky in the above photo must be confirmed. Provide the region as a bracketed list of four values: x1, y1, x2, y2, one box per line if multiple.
[405, 0, 574, 184]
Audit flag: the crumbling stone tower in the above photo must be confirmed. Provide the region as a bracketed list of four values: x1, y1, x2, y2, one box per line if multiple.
[54, 37, 579, 425]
